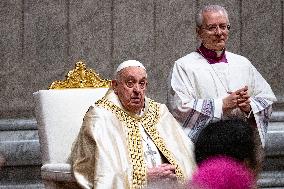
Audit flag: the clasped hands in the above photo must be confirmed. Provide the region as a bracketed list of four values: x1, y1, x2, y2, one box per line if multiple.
[222, 86, 251, 114]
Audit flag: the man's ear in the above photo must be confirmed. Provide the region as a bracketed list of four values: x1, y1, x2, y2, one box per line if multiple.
[112, 80, 118, 94]
[196, 27, 202, 38]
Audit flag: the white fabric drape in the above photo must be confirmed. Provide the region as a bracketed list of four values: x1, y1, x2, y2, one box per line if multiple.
[71, 90, 196, 188]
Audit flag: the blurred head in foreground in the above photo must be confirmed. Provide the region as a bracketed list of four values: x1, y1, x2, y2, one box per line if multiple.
[194, 119, 256, 171]
[187, 156, 255, 189]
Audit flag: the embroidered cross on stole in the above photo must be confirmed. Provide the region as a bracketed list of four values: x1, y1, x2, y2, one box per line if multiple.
[143, 137, 158, 167]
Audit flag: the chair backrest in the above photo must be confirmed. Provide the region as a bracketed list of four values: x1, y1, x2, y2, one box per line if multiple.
[34, 61, 111, 164]
[34, 88, 108, 164]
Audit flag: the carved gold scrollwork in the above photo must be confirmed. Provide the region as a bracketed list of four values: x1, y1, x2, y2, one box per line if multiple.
[49, 61, 111, 89]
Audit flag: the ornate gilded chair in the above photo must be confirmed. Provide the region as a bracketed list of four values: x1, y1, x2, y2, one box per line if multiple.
[33, 61, 111, 189]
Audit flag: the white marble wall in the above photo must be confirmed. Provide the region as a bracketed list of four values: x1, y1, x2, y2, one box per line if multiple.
[0, 119, 41, 185]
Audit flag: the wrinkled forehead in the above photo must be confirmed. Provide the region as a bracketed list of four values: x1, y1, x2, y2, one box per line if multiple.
[202, 10, 229, 24]
[118, 66, 147, 80]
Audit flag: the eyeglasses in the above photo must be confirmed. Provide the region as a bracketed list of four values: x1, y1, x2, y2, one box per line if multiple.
[201, 24, 231, 33]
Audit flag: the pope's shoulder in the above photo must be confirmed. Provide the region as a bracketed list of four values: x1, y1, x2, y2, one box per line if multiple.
[148, 98, 171, 115]
[84, 103, 110, 118]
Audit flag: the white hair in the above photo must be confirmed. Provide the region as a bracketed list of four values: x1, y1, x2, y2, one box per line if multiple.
[196, 5, 229, 28]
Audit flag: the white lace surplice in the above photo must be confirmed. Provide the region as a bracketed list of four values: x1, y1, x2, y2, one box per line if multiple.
[169, 51, 277, 146]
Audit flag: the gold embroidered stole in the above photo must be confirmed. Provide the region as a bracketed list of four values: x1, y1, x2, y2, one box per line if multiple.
[96, 97, 185, 188]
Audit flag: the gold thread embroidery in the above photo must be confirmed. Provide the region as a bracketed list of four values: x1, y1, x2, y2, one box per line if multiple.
[96, 97, 185, 188]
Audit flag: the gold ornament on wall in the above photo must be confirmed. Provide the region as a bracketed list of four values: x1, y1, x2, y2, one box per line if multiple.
[49, 60, 111, 89]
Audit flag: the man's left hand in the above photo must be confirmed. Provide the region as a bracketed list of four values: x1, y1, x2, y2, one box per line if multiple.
[237, 86, 251, 113]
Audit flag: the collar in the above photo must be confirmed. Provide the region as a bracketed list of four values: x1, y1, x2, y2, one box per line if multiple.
[197, 44, 228, 64]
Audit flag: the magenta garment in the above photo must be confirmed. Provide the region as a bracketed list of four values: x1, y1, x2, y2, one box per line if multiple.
[196, 44, 228, 64]
[188, 156, 255, 189]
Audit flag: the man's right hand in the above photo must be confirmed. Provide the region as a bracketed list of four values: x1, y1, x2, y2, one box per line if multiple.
[147, 163, 176, 182]
[222, 86, 248, 113]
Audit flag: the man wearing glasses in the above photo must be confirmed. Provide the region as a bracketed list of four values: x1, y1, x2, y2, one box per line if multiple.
[168, 5, 276, 175]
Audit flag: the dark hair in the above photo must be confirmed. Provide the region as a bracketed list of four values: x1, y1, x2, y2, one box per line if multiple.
[194, 119, 255, 169]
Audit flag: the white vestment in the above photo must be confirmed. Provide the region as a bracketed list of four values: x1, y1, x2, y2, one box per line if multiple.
[71, 89, 196, 189]
[168, 51, 277, 146]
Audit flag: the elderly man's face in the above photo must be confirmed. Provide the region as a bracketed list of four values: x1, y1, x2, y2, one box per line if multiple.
[197, 10, 229, 51]
[113, 67, 147, 114]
